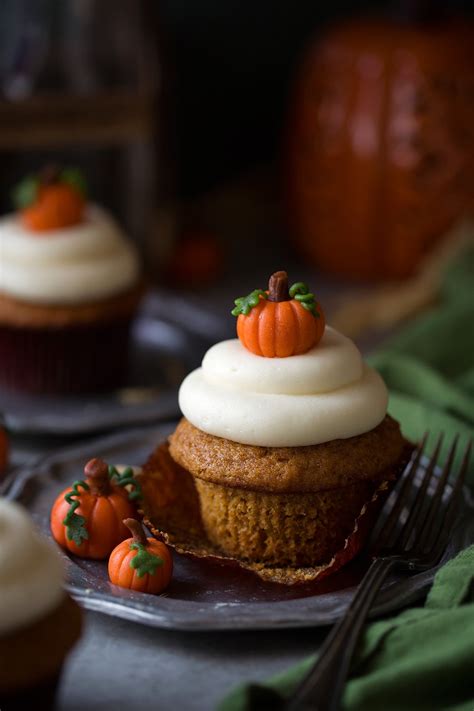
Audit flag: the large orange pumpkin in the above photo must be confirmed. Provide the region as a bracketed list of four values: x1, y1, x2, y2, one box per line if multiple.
[285, 18, 474, 280]
[108, 519, 173, 594]
[50, 458, 136, 559]
[233, 271, 325, 357]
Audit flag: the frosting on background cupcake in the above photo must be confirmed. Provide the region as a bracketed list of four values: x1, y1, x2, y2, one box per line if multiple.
[0, 499, 65, 635]
[0, 205, 140, 305]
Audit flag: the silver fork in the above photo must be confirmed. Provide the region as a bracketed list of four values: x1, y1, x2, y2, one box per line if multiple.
[285, 434, 472, 711]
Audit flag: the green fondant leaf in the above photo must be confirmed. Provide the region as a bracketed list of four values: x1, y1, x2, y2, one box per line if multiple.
[289, 282, 309, 298]
[289, 282, 320, 318]
[64, 510, 89, 546]
[108, 464, 142, 502]
[11, 176, 40, 209]
[231, 289, 267, 317]
[130, 542, 163, 578]
[60, 167, 87, 197]
[63, 480, 90, 546]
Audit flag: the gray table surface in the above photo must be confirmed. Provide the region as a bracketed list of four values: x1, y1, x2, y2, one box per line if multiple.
[58, 612, 328, 711]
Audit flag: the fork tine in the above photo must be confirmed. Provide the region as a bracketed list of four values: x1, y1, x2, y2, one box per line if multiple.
[395, 433, 443, 551]
[376, 433, 428, 551]
[417, 435, 458, 551]
[428, 440, 472, 562]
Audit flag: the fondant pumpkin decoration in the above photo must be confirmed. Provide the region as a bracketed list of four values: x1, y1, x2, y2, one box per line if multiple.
[232, 270, 325, 357]
[108, 518, 173, 594]
[13, 165, 87, 232]
[285, 17, 474, 280]
[50, 458, 141, 559]
[0, 427, 9, 476]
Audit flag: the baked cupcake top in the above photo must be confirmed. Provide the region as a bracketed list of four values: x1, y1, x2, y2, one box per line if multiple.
[179, 271, 388, 447]
[0, 167, 140, 305]
[0, 498, 65, 636]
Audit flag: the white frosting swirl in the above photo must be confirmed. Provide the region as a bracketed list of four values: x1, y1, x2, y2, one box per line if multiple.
[0, 499, 65, 636]
[179, 327, 388, 447]
[0, 205, 140, 304]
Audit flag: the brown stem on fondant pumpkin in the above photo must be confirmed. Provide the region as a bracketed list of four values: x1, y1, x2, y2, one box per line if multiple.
[267, 271, 290, 302]
[84, 457, 111, 496]
[39, 163, 61, 186]
[123, 518, 148, 546]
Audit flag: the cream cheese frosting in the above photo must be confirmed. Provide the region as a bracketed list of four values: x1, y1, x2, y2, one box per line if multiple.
[0, 499, 65, 636]
[179, 326, 388, 447]
[0, 205, 140, 304]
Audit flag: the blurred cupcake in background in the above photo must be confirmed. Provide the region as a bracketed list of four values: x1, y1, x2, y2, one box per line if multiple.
[0, 166, 144, 393]
[0, 498, 82, 710]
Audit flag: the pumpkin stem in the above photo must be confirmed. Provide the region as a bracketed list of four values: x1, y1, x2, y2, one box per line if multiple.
[38, 163, 61, 186]
[268, 271, 290, 302]
[84, 457, 111, 496]
[124, 518, 148, 546]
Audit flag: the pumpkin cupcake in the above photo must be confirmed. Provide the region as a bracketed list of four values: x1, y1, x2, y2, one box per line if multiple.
[141, 271, 411, 577]
[0, 498, 82, 710]
[0, 166, 144, 393]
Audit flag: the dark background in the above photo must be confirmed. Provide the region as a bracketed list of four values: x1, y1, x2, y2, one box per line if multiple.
[156, 0, 474, 197]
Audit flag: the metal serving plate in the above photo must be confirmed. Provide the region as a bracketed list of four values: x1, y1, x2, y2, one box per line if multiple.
[4, 423, 474, 631]
[0, 311, 206, 436]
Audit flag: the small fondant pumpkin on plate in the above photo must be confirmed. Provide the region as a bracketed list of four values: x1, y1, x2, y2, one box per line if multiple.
[50, 458, 140, 559]
[108, 519, 173, 594]
[232, 270, 325, 357]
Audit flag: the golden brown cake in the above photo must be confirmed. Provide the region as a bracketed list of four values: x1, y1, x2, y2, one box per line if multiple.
[167, 415, 407, 566]
[140, 271, 411, 577]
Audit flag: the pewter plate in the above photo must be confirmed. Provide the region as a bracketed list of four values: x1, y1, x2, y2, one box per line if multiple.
[0, 312, 203, 436]
[4, 423, 474, 631]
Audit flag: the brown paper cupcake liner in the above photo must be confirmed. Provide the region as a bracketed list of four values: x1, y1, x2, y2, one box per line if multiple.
[0, 318, 132, 394]
[139, 443, 412, 585]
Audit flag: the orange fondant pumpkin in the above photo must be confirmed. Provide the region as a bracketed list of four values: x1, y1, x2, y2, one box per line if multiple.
[233, 271, 325, 357]
[50, 458, 137, 559]
[285, 18, 474, 280]
[13, 166, 86, 232]
[108, 519, 173, 594]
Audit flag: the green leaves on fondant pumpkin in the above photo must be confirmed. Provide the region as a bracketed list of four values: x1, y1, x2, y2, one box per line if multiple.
[63, 480, 90, 546]
[231, 289, 267, 317]
[130, 543, 163, 578]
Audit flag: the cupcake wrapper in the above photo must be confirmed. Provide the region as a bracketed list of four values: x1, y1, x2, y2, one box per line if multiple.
[139, 443, 412, 585]
[194, 478, 376, 567]
[0, 319, 132, 394]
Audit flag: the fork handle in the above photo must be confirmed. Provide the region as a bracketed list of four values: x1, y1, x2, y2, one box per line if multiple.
[285, 558, 396, 711]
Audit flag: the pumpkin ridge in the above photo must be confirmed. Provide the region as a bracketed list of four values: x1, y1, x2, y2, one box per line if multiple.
[274, 302, 280, 356]
[107, 494, 121, 542]
[118, 548, 133, 583]
[257, 304, 268, 357]
[109, 492, 132, 542]
[289, 299, 304, 353]
[87, 496, 104, 552]
[285, 300, 298, 356]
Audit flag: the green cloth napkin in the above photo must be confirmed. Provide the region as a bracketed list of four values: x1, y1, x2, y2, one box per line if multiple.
[369, 247, 474, 483]
[221, 547, 474, 711]
[220, 248, 474, 711]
